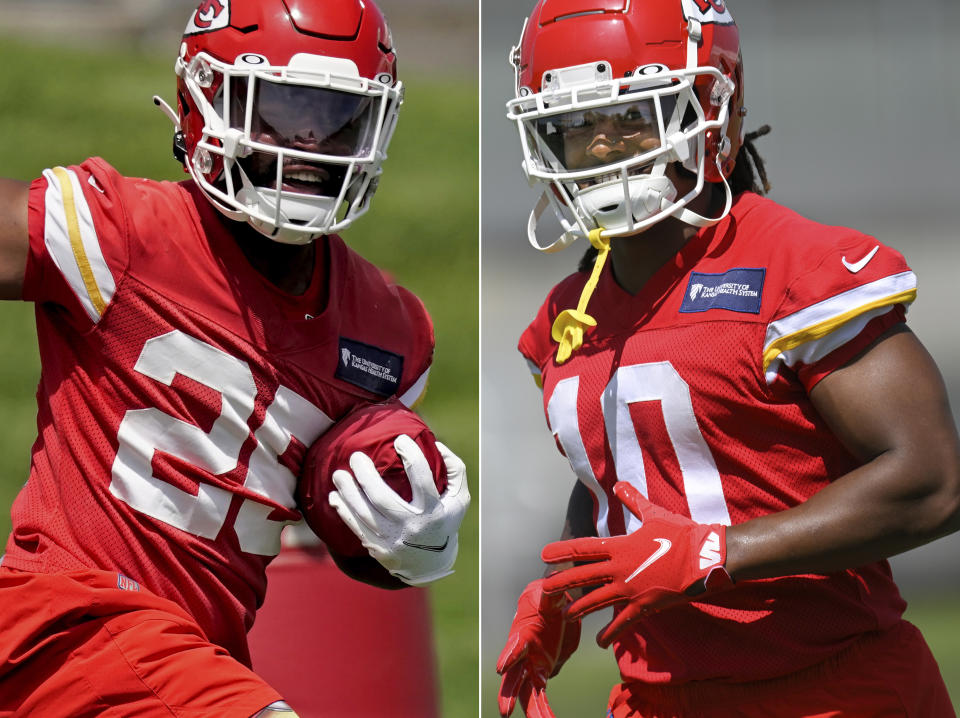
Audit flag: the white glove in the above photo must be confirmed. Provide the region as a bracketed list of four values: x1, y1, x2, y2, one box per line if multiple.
[328, 435, 470, 586]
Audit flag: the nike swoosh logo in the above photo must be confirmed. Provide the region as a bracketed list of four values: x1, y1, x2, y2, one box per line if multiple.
[624, 538, 672, 583]
[841, 245, 879, 273]
[402, 537, 449, 552]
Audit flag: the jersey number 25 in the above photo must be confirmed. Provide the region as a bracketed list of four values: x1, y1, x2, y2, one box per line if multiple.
[108, 330, 332, 556]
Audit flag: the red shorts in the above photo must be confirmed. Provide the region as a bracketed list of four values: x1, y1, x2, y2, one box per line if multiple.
[0, 567, 281, 717]
[607, 620, 954, 718]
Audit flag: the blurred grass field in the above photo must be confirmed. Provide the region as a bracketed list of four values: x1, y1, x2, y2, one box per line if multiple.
[0, 37, 478, 717]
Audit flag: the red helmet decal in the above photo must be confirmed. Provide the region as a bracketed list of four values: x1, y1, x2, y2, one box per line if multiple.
[185, 0, 230, 35]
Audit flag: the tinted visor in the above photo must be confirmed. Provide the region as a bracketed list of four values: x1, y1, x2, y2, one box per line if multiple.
[229, 78, 379, 157]
[529, 96, 675, 172]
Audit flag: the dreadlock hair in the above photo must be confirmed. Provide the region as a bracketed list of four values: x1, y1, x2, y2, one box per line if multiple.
[577, 125, 772, 273]
[728, 125, 772, 196]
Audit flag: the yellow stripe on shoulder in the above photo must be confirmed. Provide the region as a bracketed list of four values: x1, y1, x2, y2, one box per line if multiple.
[51, 167, 107, 317]
[762, 289, 916, 373]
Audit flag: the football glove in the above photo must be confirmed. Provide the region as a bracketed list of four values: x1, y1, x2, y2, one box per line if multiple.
[541, 482, 733, 647]
[496, 578, 581, 718]
[328, 435, 470, 586]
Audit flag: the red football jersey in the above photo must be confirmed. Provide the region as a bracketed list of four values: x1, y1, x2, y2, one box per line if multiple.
[519, 192, 916, 683]
[4, 158, 434, 665]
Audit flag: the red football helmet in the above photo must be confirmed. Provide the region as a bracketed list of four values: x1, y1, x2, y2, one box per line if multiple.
[155, 0, 402, 243]
[507, 0, 745, 251]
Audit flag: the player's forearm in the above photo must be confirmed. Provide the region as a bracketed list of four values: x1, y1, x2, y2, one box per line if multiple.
[0, 178, 29, 299]
[726, 445, 960, 581]
[542, 480, 597, 599]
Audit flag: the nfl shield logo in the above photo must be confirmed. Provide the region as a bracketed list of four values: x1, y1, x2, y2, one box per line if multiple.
[117, 573, 140, 592]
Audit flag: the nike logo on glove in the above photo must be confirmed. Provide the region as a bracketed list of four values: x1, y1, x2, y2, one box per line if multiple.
[402, 537, 450, 552]
[624, 538, 672, 583]
[699, 531, 723, 569]
[841, 245, 879, 273]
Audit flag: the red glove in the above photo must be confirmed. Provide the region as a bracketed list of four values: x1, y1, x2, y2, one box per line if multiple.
[496, 578, 581, 717]
[541, 482, 733, 648]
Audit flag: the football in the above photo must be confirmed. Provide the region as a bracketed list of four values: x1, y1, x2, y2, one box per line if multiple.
[297, 398, 448, 558]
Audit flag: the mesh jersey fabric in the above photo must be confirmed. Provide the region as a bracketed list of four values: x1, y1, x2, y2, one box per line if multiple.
[5, 157, 434, 665]
[519, 191, 915, 683]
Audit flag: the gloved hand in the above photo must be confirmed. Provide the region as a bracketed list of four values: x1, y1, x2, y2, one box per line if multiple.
[328, 435, 470, 586]
[541, 482, 733, 647]
[496, 578, 581, 717]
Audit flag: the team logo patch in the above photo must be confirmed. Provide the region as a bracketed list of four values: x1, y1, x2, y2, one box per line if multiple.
[680, 268, 765, 314]
[184, 0, 230, 35]
[117, 573, 140, 592]
[335, 338, 404, 396]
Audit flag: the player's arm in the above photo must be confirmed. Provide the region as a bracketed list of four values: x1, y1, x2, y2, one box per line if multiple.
[0, 179, 30, 299]
[726, 324, 960, 579]
[496, 481, 590, 718]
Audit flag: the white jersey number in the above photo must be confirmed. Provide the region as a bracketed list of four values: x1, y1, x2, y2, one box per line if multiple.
[108, 330, 332, 555]
[547, 361, 730, 535]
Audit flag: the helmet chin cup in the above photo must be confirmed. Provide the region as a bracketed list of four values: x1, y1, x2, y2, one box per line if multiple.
[576, 175, 678, 236]
[237, 185, 333, 245]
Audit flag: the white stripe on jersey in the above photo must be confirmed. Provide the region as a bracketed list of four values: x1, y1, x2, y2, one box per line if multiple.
[762, 271, 917, 384]
[399, 366, 431, 408]
[42, 167, 116, 323]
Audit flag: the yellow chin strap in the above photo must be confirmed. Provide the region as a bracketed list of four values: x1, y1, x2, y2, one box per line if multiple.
[550, 228, 611, 364]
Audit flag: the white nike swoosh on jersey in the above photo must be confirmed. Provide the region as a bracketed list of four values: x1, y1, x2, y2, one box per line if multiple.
[841, 245, 880, 273]
[625, 538, 672, 583]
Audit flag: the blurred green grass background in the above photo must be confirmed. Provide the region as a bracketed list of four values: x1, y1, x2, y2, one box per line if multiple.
[0, 37, 478, 717]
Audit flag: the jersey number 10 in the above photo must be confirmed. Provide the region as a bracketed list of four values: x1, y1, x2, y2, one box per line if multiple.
[547, 361, 731, 536]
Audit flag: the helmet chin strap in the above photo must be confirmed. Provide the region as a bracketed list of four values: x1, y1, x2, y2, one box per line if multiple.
[670, 154, 733, 228]
[550, 227, 611, 364]
[526, 191, 583, 254]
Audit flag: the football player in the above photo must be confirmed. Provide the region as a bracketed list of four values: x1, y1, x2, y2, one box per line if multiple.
[496, 1, 960, 716]
[0, 0, 469, 715]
